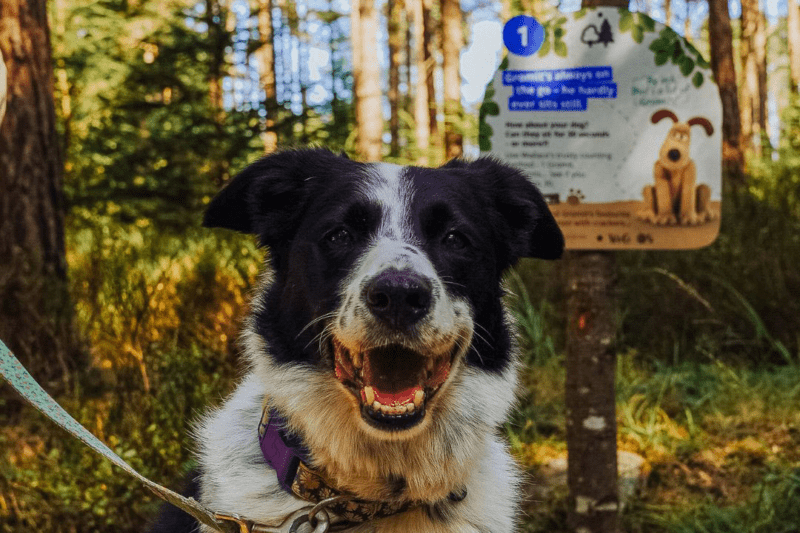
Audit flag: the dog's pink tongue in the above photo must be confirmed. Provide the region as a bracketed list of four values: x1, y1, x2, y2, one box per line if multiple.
[373, 385, 422, 406]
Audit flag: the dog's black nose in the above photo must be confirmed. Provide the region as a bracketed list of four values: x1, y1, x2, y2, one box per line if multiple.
[668, 149, 681, 162]
[365, 270, 432, 329]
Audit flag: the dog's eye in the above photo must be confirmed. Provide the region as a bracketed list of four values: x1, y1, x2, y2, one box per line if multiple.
[324, 227, 353, 247]
[442, 230, 469, 251]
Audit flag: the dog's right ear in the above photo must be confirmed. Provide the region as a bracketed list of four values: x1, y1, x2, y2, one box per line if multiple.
[203, 148, 338, 247]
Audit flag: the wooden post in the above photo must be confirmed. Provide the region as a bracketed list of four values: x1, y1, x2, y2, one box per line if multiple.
[1, 54, 6, 124]
[565, 2, 624, 533]
[565, 251, 618, 533]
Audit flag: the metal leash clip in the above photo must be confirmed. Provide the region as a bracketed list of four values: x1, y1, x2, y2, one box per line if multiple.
[213, 496, 349, 533]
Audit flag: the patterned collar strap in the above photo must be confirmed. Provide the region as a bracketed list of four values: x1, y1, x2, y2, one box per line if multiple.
[257, 404, 418, 524]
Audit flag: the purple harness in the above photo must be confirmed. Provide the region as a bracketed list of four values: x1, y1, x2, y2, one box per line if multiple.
[257, 406, 309, 493]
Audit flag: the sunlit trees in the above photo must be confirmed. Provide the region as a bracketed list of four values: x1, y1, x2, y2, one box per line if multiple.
[256, 0, 278, 153]
[788, 0, 800, 92]
[441, 0, 463, 159]
[352, 0, 382, 160]
[708, 0, 744, 184]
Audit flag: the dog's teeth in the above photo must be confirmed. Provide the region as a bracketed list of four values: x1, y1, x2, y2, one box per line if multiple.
[372, 400, 381, 412]
[406, 403, 415, 414]
[363, 386, 375, 405]
[380, 404, 391, 414]
[413, 389, 425, 408]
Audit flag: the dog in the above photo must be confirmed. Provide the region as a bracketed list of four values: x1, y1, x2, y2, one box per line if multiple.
[147, 148, 564, 532]
[637, 109, 717, 226]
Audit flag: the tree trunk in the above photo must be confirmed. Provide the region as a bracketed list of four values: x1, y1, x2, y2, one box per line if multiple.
[388, 0, 404, 158]
[351, 0, 362, 134]
[422, 0, 440, 154]
[708, 0, 745, 184]
[256, 0, 279, 154]
[739, 0, 756, 153]
[206, 0, 226, 113]
[411, 0, 430, 164]
[754, 11, 768, 153]
[206, 0, 230, 185]
[789, 0, 800, 92]
[441, 0, 462, 159]
[354, 0, 383, 161]
[0, 55, 6, 123]
[684, 0, 692, 41]
[0, 0, 80, 389]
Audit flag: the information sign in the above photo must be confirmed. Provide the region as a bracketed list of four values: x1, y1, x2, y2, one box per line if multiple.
[480, 8, 722, 250]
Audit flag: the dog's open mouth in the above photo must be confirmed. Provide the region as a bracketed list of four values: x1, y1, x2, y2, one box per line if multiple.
[332, 338, 454, 430]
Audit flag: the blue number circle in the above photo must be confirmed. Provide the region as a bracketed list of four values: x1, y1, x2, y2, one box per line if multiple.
[503, 15, 545, 56]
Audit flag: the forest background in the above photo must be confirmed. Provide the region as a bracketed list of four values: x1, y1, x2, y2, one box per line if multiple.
[2, 0, 800, 530]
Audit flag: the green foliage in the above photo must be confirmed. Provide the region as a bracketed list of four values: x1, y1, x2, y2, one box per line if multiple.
[647, 27, 710, 86]
[1, 222, 257, 532]
[538, 16, 568, 58]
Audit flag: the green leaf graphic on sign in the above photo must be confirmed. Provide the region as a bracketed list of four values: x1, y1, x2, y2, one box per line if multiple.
[632, 25, 644, 43]
[643, 25, 712, 87]
[679, 56, 695, 76]
[482, 101, 499, 116]
[538, 39, 551, 57]
[555, 40, 568, 57]
[619, 10, 632, 31]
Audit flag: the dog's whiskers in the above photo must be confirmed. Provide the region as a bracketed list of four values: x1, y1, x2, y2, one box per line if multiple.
[441, 276, 467, 291]
[295, 312, 337, 340]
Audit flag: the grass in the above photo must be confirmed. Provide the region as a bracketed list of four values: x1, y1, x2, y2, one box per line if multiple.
[508, 286, 800, 533]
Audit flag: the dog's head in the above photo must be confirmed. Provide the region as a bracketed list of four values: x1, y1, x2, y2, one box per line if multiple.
[204, 148, 563, 438]
[652, 109, 714, 173]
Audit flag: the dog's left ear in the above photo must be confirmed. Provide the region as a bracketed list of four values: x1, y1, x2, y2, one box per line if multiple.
[467, 157, 564, 262]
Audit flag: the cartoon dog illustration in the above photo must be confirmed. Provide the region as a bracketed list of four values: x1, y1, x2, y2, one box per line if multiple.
[638, 109, 718, 226]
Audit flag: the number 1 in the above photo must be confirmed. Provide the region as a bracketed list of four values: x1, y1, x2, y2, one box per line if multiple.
[517, 25, 528, 47]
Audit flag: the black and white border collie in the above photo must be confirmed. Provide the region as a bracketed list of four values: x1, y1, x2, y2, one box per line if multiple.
[150, 148, 563, 532]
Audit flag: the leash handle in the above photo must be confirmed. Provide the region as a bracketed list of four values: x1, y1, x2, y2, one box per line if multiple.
[0, 339, 235, 533]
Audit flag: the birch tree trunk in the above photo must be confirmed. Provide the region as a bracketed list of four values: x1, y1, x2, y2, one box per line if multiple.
[441, 0, 463, 159]
[0, 0, 80, 389]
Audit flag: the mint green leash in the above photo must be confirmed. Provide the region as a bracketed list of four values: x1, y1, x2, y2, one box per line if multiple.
[0, 339, 339, 533]
[0, 338, 236, 532]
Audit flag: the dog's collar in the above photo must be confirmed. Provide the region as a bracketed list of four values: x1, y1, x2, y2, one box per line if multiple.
[258, 403, 467, 525]
[258, 404, 414, 524]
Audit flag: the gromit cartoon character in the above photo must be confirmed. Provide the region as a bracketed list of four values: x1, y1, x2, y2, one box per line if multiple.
[638, 109, 718, 226]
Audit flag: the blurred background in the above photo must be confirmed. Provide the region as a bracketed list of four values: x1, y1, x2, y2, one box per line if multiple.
[1, 0, 800, 530]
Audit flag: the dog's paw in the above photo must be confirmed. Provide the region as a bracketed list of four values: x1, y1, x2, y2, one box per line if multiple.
[655, 213, 677, 226]
[680, 212, 702, 226]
